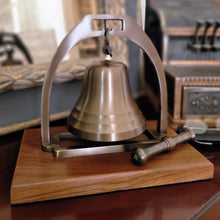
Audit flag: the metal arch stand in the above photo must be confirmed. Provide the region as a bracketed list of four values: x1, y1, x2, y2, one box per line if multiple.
[41, 14, 168, 152]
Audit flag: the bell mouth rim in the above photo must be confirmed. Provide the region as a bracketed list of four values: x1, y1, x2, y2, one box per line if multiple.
[67, 124, 146, 142]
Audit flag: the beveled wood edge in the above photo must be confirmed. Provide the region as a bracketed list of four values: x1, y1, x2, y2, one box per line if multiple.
[10, 122, 214, 204]
[10, 158, 214, 204]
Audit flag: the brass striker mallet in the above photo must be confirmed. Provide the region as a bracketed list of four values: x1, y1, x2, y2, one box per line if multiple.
[131, 129, 196, 166]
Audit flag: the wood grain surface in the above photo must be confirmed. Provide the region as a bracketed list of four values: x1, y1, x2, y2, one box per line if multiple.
[10, 121, 214, 204]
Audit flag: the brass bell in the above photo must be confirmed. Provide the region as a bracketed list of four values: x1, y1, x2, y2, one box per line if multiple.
[67, 59, 146, 142]
[41, 14, 168, 155]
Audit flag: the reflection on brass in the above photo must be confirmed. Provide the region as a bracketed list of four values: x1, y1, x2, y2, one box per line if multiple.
[67, 60, 146, 142]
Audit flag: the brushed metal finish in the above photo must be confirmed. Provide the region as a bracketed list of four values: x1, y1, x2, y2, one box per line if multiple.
[67, 60, 146, 141]
[132, 129, 196, 166]
[51, 132, 161, 158]
[41, 14, 167, 151]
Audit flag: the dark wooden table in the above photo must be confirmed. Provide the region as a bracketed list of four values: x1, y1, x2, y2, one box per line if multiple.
[0, 126, 220, 220]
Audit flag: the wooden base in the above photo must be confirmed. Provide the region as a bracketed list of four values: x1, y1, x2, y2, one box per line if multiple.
[10, 122, 214, 204]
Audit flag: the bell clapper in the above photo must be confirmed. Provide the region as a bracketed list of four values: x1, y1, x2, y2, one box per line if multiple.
[102, 23, 113, 57]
